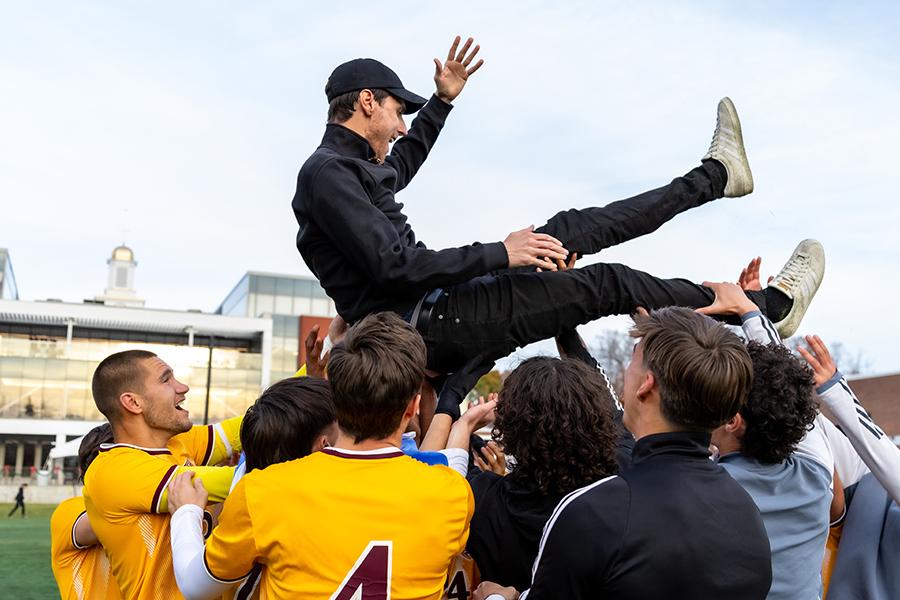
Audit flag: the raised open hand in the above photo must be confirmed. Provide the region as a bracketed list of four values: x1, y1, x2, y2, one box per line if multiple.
[474, 440, 507, 476]
[434, 36, 484, 103]
[797, 334, 838, 388]
[737, 256, 774, 291]
[304, 325, 327, 379]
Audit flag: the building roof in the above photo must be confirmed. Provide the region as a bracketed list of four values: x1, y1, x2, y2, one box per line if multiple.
[0, 298, 271, 339]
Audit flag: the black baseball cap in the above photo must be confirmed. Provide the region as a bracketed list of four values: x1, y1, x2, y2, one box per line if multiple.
[325, 58, 427, 114]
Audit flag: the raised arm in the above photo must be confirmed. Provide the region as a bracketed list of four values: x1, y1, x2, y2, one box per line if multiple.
[386, 36, 484, 190]
[800, 336, 900, 504]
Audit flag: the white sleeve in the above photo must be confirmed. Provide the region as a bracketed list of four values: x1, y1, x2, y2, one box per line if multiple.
[816, 414, 869, 489]
[438, 448, 469, 478]
[170, 504, 238, 600]
[795, 413, 835, 474]
[818, 372, 900, 503]
[229, 459, 246, 494]
[739, 310, 835, 471]
[739, 310, 782, 345]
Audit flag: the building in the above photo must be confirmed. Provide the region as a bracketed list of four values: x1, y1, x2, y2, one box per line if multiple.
[0, 246, 334, 484]
[216, 271, 337, 382]
[845, 372, 900, 445]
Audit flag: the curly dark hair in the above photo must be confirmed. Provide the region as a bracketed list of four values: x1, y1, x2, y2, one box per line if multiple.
[493, 356, 619, 497]
[740, 341, 818, 464]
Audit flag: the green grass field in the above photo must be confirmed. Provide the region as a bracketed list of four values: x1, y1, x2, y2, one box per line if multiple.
[0, 503, 58, 600]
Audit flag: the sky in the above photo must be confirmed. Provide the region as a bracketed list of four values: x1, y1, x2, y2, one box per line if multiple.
[2, 1, 899, 372]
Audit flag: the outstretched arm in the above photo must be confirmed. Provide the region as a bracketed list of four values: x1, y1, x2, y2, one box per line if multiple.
[800, 336, 900, 504]
[386, 36, 484, 190]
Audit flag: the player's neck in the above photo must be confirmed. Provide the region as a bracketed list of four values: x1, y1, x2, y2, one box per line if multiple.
[112, 420, 172, 450]
[334, 428, 403, 452]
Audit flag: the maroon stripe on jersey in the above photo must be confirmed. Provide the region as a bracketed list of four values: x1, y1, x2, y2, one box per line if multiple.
[322, 448, 404, 460]
[201, 425, 215, 466]
[235, 564, 263, 600]
[98, 444, 172, 456]
[152, 465, 177, 513]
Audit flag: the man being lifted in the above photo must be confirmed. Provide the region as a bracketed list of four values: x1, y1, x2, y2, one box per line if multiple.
[293, 36, 823, 374]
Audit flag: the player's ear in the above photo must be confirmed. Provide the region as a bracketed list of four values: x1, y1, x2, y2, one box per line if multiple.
[312, 435, 329, 452]
[404, 394, 421, 420]
[725, 413, 746, 437]
[636, 371, 656, 402]
[118, 392, 143, 416]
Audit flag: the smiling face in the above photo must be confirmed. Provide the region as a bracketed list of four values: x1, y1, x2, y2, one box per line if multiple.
[138, 357, 192, 437]
[365, 93, 407, 163]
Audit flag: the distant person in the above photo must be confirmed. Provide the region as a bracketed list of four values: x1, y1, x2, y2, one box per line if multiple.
[8, 484, 26, 517]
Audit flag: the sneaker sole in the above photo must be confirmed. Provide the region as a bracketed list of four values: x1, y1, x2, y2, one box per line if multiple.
[720, 97, 754, 197]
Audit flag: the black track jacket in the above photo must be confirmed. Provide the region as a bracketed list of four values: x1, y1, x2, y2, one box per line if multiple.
[520, 431, 772, 600]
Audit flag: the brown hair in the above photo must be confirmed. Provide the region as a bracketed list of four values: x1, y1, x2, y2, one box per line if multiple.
[494, 356, 619, 496]
[91, 350, 157, 422]
[327, 312, 425, 442]
[327, 88, 391, 123]
[630, 307, 752, 431]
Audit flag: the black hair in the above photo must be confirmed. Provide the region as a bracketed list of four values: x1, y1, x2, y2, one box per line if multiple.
[241, 377, 336, 471]
[327, 88, 391, 122]
[78, 422, 114, 481]
[740, 341, 818, 464]
[494, 357, 619, 496]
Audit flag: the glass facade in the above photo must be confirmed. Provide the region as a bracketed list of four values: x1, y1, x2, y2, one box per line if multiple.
[218, 273, 336, 383]
[0, 249, 19, 300]
[0, 329, 262, 423]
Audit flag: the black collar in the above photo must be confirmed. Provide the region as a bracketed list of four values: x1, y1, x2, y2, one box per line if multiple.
[320, 123, 378, 163]
[631, 431, 712, 465]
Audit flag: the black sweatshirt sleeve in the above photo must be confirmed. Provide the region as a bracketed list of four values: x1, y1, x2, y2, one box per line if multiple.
[384, 95, 453, 192]
[308, 159, 508, 290]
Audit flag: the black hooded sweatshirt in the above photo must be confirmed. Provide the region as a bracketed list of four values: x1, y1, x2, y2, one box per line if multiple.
[466, 471, 561, 591]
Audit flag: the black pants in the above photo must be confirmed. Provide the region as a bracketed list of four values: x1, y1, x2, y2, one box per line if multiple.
[8, 500, 24, 517]
[420, 161, 768, 373]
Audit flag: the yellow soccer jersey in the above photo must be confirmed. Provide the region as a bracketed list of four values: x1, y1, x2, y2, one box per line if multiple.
[51, 496, 122, 600]
[204, 446, 474, 599]
[822, 521, 844, 599]
[442, 552, 480, 600]
[83, 420, 241, 600]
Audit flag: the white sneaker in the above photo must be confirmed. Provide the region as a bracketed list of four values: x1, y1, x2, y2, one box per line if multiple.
[702, 97, 753, 197]
[768, 239, 826, 338]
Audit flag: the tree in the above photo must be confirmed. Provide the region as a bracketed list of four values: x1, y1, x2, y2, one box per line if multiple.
[474, 370, 504, 398]
[586, 329, 872, 399]
[783, 337, 872, 376]
[587, 330, 632, 399]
